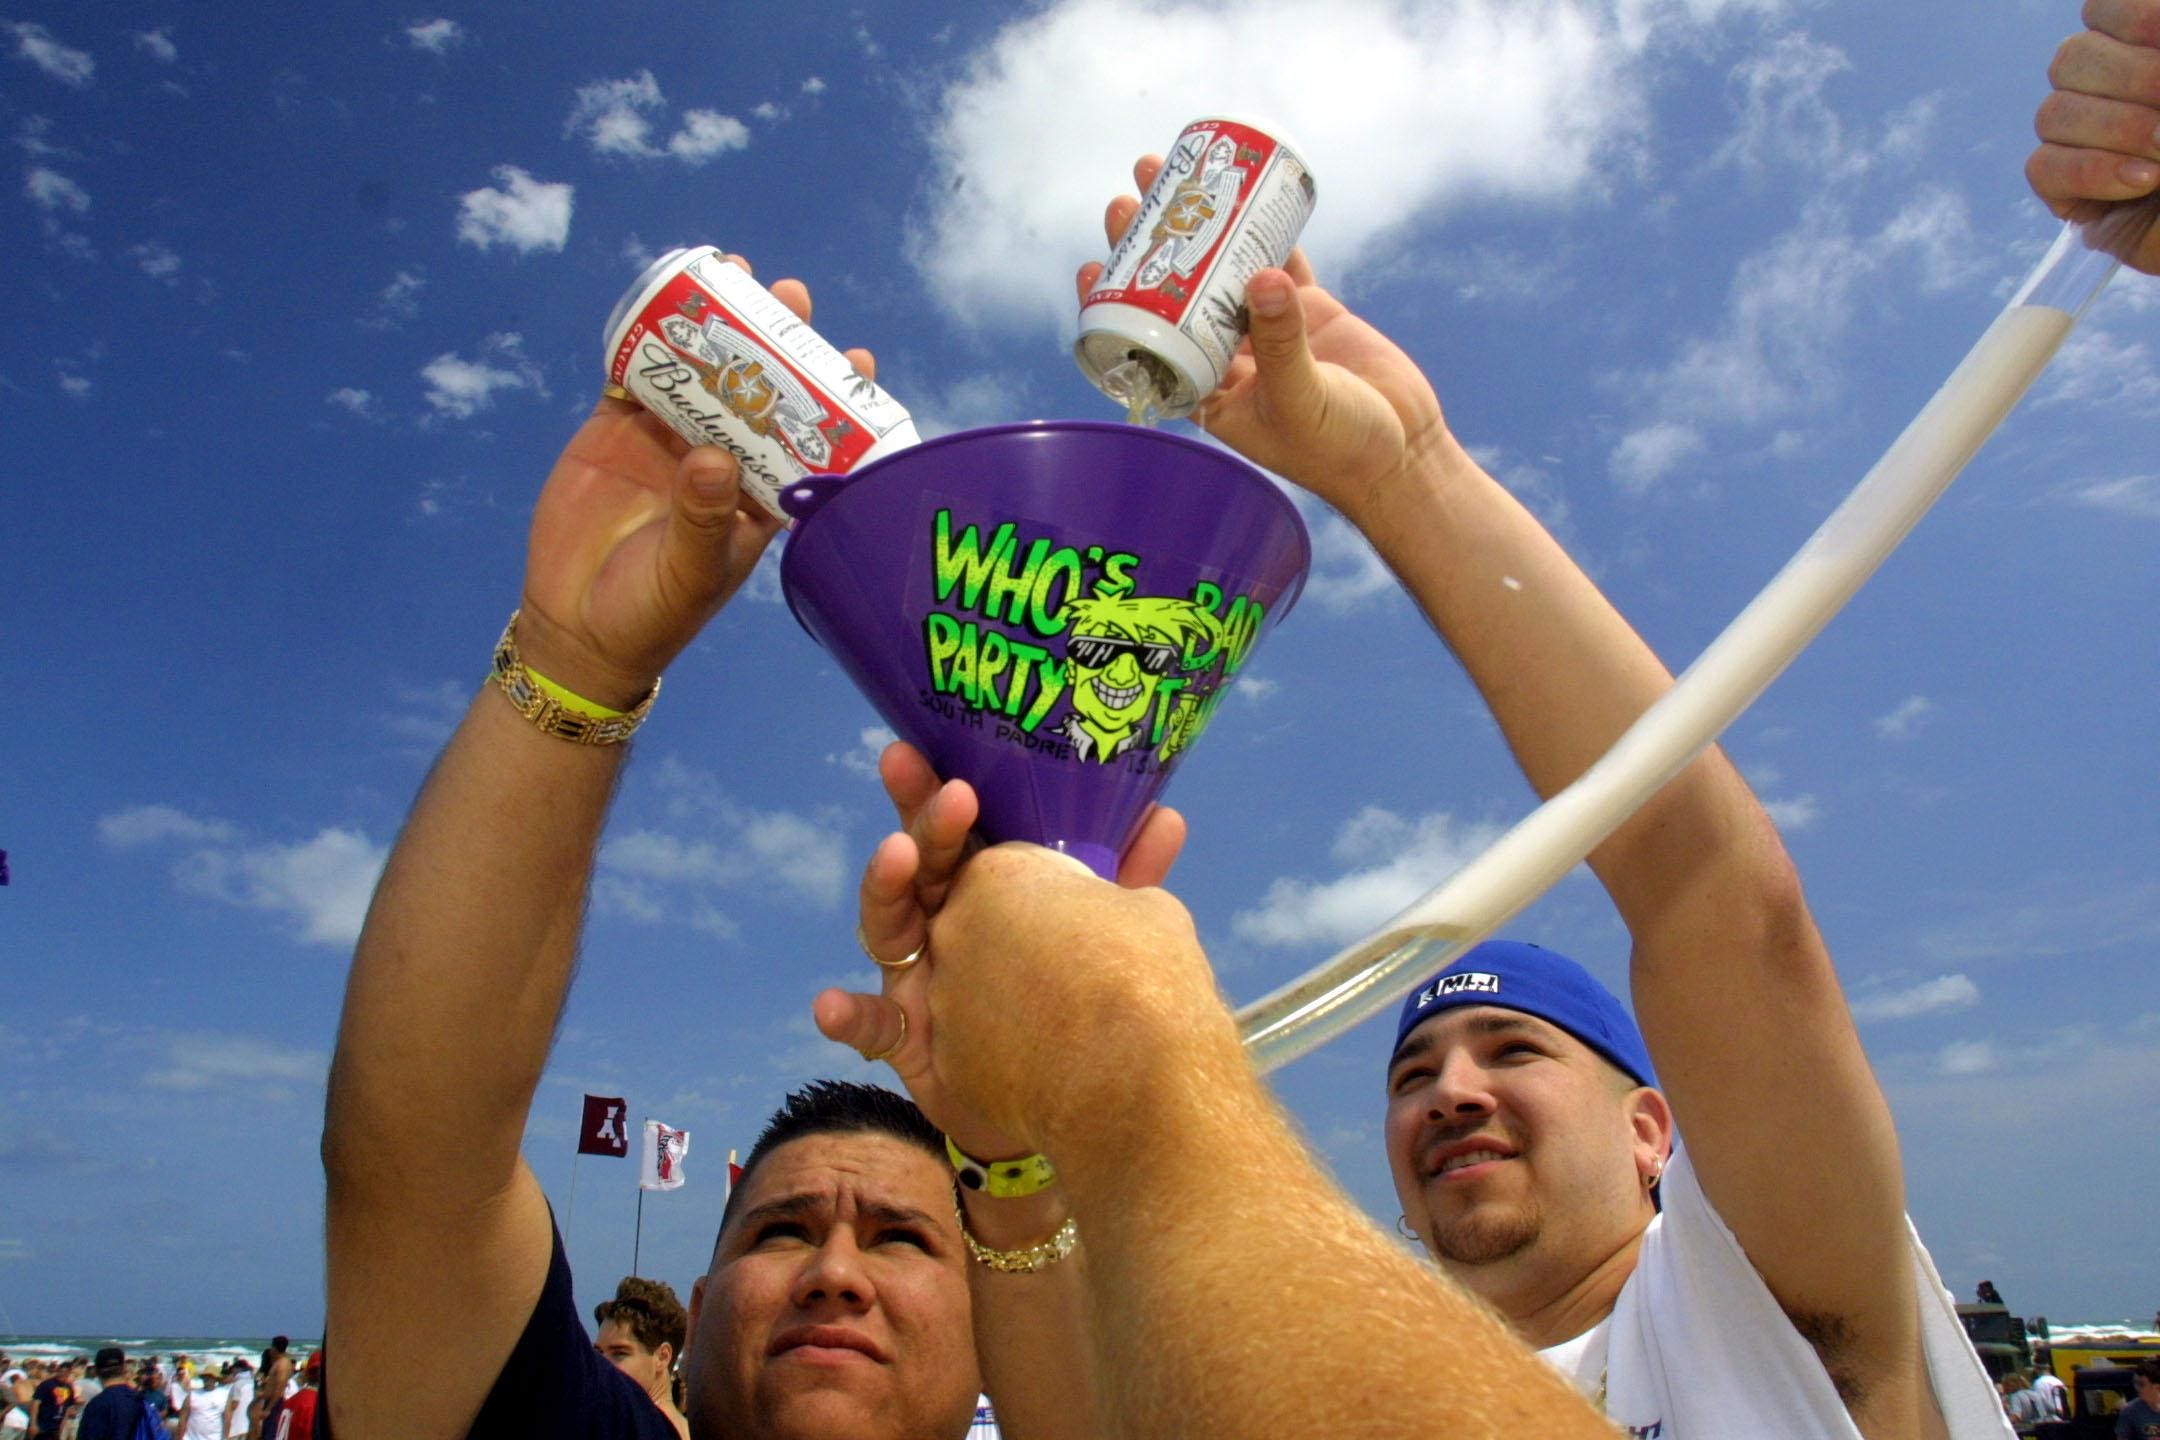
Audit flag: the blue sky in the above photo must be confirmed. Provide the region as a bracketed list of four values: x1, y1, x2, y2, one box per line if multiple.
[4, 0, 2156, 1341]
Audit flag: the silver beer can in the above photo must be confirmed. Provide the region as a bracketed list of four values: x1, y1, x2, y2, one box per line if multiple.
[604, 246, 919, 525]
[1075, 118, 1316, 422]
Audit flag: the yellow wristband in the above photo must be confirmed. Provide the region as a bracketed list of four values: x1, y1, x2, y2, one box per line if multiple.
[525, 666, 626, 719]
[945, 1135, 1057, 1199]
[490, 609, 659, 745]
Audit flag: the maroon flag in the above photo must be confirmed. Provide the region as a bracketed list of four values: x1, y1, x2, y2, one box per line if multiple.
[578, 1094, 629, 1158]
[0, 849, 10, 886]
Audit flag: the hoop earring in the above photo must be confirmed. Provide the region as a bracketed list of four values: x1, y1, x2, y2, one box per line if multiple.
[1645, 1159, 1664, 1191]
[1396, 1214, 1419, 1242]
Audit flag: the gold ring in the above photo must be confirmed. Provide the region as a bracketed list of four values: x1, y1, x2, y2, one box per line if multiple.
[874, 946, 924, 973]
[601, 383, 633, 403]
[864, 1008, 907, 1063]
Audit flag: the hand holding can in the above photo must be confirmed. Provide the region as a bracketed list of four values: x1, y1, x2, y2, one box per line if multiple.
[604, 247, 919, 525]
[1075, 118, 1316, 424]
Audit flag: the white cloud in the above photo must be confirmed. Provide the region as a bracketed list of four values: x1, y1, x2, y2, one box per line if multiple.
[1302, 506, 1398, 612]
[1709, 33, 1859, 181]
[420, 332, 545, 419]
[667, 109, 750, 163]
[1933, 1039, 1996, 1076]
[1851, 973, 1980, 1023]
[58, 371, 90, 398]
[1873, 695, 1934, 740]
[801, 76, 826, 95]
[455, 165, 573, 253]
[147, 1034, 327, 1095]
[1761, 794, 1820, 831]
[603, 818, 845, 908]
[12, 114, 64, 158]
[133, 29, 177, 64]
[1609, 420, 1704, 493]
[1917, 877, 2160, 965]
[8, 22, 93, 87]
[327, 386, 377, 418]
[829, 725, 898, 780]
[98, 804, 237, 849]
[172, 828, 388, 946]
[911, 0, 1739, 333]
[1875, 186, 1983, 294]
[752, 101, 783, 122]
[2036, 326, 2160, 415]
[129, 240, 181, 281]
[855, 25, 881, 58]
[25, 166, 88, 213]
[568, 74, 748, 164]
[1233, 675, 1280, 703]
[364, 269, 426, 328]
[568, 71, 666, 155]
[1232, 806, 1505, 948]
[912, 374, 1025, 439]
[2055, 473, 2160, 520]
[407, 19, 465, 53]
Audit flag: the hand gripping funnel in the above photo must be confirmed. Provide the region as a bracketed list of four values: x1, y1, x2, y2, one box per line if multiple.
[781, 421, 1310, 878]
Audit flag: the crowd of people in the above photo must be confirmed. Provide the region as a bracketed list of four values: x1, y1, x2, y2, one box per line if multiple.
[1, 1341, 320, 1440]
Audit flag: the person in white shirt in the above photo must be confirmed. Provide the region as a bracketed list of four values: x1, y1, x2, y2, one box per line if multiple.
[220, 1362, 254, 1440]
[178, 1375, 230, 1440]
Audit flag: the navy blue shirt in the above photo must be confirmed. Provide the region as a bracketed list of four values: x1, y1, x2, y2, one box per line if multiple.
[322, 1220, 675, 1439]
[73, 1386, 150, 1440]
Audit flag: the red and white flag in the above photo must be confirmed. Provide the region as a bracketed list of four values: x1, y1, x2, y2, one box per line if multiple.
[640, 1120, 689, 1191]
[727, 1148, 741, 1197]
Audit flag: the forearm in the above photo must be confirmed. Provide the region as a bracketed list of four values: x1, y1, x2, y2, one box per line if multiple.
[1354, 432, 1787, 930]
[1049, 1016, 1613, 1440]
[963, 1189, 1101, 1440]
[324, 684, 623, 1194]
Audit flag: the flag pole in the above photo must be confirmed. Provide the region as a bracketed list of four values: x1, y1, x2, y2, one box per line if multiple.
[633, 1186, 646, 1277]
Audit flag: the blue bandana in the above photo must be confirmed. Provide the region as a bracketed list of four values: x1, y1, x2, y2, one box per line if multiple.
[1391, 939, 1658, 1090]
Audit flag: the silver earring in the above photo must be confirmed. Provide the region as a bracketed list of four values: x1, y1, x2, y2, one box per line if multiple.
[1396, 1214, 1419, 1241]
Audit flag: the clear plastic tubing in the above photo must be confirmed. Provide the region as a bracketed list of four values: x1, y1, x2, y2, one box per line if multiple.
[1237, 195, 2160, 1075]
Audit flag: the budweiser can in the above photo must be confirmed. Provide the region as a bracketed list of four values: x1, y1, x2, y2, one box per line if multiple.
[1075, 118, 1316, 422]
[603, 246, 919, 524]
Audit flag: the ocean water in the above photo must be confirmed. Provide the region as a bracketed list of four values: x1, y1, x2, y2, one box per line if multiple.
[0, 1335, 317, 1372]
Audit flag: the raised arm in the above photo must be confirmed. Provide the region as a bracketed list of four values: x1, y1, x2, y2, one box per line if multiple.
[1081, 155, 1919, 1415]
[321, 263, 821, 1439]
[899, 842, 1617, 1440]
[2028, 0, 2160, 274]
[813, 745, 1185, 1440]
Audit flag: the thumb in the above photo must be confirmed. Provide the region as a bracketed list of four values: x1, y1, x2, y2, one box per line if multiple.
[1241, 268, 1326, 428]
[812, 988, 907, 1064]
[661, 446, 753, 597]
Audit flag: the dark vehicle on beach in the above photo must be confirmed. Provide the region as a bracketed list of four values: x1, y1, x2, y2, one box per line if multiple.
[1960, 1303, 2034, 1381]
[2036, 1364, 2137, 1439]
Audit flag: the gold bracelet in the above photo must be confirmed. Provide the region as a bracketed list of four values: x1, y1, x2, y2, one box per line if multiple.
[954, 1193, 1078, 1273]
[489, 609, 659, 745]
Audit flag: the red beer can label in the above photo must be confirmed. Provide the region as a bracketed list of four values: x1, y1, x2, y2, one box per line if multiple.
[1076, 118, 1316, 417]
[605, 246, 917, 524]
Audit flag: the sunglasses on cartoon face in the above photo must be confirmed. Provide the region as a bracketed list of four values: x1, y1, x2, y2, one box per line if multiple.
[1067, 634, 1180, 675]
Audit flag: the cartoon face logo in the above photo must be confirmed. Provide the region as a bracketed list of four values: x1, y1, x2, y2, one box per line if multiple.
[1057, 592, 1221, 763]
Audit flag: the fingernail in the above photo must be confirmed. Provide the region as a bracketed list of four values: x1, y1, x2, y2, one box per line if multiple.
[2125, 156, 2160, 188]
[1249, 278, 1290, 318]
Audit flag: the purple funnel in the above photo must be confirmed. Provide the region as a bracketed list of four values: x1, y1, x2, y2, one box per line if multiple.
[781, 421, 1310, 878]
